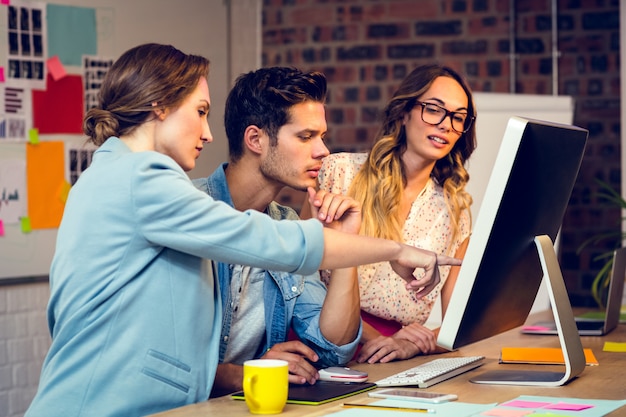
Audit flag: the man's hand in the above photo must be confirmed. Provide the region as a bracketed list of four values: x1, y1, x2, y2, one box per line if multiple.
[262, 341, 320, 385]
[356, 323, 438, 364]
[306, 187, 361, 235]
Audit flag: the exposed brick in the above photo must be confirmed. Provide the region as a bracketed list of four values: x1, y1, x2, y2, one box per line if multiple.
[388, 1, 440, 19]
[451, 0, 468, 13]
[582, 11, 619, 30]
[367, 23, 410, 39]
[387, 43, 434, 59]
[442, 40, 488, 55]
[415, 20, 463, 36]
[337, 45, 381, 61]
[288, 7, 334, 26]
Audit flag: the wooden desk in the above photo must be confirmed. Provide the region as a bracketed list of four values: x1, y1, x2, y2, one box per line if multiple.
[151, 311, 625, 416]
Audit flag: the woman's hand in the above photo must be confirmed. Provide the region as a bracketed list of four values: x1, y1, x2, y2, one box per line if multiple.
[390, 245, 461, 297]
[356, 323, 438, 364]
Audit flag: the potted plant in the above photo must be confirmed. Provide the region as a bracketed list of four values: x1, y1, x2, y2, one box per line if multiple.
[577, 179, 626, 307]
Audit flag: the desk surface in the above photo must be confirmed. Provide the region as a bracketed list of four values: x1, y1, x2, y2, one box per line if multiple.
[151, 311, 625, 416]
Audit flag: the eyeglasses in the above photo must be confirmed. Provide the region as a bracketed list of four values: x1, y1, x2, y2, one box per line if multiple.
[415, 101, 475, 134]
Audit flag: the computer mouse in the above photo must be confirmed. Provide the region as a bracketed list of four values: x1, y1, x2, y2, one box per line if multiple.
[318, 367, 368, 383]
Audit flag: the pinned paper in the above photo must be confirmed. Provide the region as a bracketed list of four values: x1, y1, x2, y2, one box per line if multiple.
[47, 4, 97, 66]
[46, 55, 67, 81]
[26, 141, 66, 229]
[603, 341, 626, 352]
[28, 128, 39, 144]
[20, 216, 31, 233]
[32, 74, 83, 134]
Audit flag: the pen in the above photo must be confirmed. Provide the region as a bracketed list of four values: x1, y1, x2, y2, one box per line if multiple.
[342, 403, 435, 413]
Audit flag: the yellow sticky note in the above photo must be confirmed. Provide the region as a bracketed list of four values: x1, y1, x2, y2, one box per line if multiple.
[603, 342, 626, 352]
[28, 128, 40, 144]
[20, 216, 32, 233]
[58, 180, 71, 203]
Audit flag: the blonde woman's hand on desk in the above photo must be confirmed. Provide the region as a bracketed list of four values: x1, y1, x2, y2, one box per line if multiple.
[356, 323, 437, 364]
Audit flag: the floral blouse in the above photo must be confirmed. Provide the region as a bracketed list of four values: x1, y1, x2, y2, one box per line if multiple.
[318, 152, 471, 326]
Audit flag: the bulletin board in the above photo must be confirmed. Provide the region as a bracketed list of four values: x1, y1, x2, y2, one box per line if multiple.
[0, 0, 230, 282]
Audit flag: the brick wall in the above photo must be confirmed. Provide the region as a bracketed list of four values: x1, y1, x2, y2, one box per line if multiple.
[262, 0, 621, 306]
[0, 283, 50, 417]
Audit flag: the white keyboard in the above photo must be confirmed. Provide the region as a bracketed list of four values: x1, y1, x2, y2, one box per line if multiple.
[374, 356, 485, 388]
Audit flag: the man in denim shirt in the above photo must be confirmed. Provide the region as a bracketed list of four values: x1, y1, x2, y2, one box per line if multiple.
[193, 67, 361, 396]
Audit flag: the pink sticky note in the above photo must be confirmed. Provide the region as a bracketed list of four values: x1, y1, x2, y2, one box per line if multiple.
[0, 66, 5, 82]
[481, 408, 533, 416]
[544, 402, 594, 411]
[0, 219, 4, 236]
[1, 0, 9, 5]
[46, 55, 67, 81]
[500, 400, 552, 409]
[521, 325, 551, 332]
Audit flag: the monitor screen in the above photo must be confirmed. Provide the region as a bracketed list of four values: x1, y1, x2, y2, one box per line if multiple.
[437, 116, 588, 385]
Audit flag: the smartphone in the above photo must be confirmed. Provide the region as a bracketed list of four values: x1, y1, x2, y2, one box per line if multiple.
[368, 389, 457, 403]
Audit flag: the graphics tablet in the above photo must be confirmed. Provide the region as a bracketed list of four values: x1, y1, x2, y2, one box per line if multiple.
[232, 381, 376, 405]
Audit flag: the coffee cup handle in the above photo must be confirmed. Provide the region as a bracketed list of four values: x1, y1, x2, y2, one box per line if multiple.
[243, 374, 259, 409]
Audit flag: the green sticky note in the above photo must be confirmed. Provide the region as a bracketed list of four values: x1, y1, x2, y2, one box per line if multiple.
[21, 216, 32, 233]
[29, 128, 40, 144]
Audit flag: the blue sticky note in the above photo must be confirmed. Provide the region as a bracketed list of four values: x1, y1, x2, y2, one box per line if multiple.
[47, 4, 97, 66]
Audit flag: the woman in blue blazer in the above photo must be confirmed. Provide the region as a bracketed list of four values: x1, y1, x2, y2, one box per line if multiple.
[25, 43, 460, 417]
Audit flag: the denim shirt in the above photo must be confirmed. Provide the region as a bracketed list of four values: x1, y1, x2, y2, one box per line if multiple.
[193, 163, 360, 367]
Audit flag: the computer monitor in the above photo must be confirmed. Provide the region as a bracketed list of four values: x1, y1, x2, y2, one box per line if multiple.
[437, 116, 589, 386]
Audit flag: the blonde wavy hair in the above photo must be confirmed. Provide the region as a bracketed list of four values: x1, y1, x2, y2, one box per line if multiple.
[348, 64, 477, 243]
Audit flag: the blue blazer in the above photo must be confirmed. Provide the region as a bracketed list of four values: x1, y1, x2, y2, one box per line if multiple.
[25, 138, 324, 417]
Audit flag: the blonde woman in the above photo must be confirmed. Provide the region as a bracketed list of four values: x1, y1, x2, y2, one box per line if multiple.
[306, 64, 477, 364]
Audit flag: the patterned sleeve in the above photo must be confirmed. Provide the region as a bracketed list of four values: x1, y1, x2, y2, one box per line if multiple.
[319, 153, 367, 195]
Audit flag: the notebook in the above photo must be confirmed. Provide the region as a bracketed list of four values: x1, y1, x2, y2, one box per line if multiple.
[231, 381, 377, 406]
[500, 347, 599, 366]
[522, 247, 626, 336]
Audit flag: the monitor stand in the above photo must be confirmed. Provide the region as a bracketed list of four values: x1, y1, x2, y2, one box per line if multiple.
[470, 235, 587, 386]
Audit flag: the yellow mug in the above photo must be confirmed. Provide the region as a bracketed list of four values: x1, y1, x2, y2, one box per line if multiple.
[243, 359, 289, 414]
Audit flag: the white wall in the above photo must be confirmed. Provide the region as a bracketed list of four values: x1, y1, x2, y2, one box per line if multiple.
[0, 1, 231, 415]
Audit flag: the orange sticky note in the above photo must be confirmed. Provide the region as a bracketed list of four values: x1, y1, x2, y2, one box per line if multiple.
[500, 347, 598, 366]
[46, 55, 67, 81]
[26, 141, 66, 229]
[20, 216, 31, 233]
